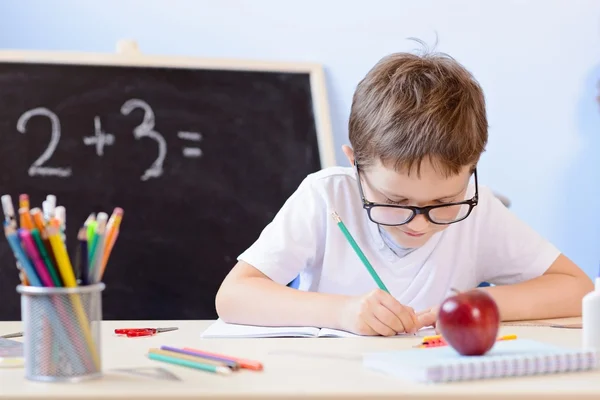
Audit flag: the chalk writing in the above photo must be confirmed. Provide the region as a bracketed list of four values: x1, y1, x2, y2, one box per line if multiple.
[16, 100, 201, 181]
[16, 108, 72, 178]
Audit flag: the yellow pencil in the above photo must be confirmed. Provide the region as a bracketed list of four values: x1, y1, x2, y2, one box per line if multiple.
[47, 220, 100, 370]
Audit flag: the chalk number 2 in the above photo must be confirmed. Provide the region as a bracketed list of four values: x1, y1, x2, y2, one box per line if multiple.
[17, 107, 72, 178]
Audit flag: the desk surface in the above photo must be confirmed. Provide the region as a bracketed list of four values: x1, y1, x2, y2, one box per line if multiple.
[0, 318, 597, 400]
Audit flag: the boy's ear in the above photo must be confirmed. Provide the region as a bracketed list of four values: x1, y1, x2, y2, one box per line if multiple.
[341, 145, 355, 166]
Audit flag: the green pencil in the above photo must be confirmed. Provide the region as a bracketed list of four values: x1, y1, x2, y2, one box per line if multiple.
[331, 211, 389, 293]
[148, 352, 231, 375]
[30, 228, 62, 287]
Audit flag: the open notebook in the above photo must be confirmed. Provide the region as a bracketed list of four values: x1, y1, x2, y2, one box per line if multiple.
[201, 319, 436, 338]
[363, 338, 600, 383]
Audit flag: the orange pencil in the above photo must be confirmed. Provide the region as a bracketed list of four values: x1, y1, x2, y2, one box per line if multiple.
[100, 207, 123, 278]
[30, 208, 46, 234]
[18, 207, 34, 230]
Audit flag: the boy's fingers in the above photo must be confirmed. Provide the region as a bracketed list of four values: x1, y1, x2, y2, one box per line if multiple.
[366, 312, 398, 336]
[418, 310, 437, 329]
[396, 309, 417, 334]
[371, 301, 405, 333]
[374, 291, 418, 334]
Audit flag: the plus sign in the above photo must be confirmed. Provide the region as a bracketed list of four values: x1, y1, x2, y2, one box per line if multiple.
[83, 116, 115, 156]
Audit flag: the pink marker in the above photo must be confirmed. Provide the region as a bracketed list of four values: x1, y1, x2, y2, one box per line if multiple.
[18, 229, 54, 287]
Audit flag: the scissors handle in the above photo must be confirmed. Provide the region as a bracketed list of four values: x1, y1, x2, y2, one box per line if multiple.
[125, 329, 156, 337]
[114, 328, 156, 336]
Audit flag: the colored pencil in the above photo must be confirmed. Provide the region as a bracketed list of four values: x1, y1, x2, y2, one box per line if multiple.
[19, 229, 54, 287]
[100, 207, 123, 278]
[160, 346, 239, 369]
[75, 228, 89, 285]
[19, 194, 29, 210]
[4, 223, 41, 286]
[148, 352, 231, 375]
[181, 347, 263, 371]
[330, 211, 389, 293]
[150, 348, 239, 370]
[31, 228, 61, 287]
[89, 213, 107, 284]
[47, 220, 100, 370]
[1, 195, 16, 228]
[18, 207, 34, 230]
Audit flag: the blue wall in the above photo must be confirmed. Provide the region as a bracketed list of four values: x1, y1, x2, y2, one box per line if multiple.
[1, 0, 599, 277]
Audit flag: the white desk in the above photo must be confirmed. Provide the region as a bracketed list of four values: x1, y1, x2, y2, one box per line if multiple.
[0, 318, 598, 400]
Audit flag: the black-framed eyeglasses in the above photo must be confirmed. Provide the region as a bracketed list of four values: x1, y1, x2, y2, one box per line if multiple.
[355, 162, 479, 226]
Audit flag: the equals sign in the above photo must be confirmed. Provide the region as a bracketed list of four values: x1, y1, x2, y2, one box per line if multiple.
[177, 131, 203, 158]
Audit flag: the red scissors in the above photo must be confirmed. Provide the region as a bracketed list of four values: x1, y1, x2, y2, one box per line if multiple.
[114, 327, 179, 337]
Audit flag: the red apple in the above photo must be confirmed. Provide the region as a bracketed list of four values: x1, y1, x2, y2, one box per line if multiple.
[437, 289, 500, 356]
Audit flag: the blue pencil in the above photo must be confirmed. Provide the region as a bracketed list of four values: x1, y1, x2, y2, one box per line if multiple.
[4, 222, 41, 286]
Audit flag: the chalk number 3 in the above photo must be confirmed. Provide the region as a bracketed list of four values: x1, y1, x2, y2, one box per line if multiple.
[121, 99, 166, 181]
[17, 107, 72, 178]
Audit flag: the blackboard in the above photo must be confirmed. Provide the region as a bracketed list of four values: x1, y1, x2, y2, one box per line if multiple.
[0, 42, 335, 320]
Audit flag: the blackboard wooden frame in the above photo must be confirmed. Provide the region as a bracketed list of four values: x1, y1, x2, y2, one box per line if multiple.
[0, 39, 337, 169]
[0, 40, 338, 321]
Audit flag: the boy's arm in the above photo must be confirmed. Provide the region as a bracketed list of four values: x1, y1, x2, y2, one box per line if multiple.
[417, 254, 593, 328]
[216, 261, 420, 335]
[215, 261, 349, 328]
[481, 254, 593, 321]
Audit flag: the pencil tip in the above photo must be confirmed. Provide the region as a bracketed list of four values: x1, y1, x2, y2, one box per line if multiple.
[217, 366, 232, 375]
[330, 211, 341, 222]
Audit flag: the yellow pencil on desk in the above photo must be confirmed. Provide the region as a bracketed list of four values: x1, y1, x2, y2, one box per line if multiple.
[418, 334, 517, 348]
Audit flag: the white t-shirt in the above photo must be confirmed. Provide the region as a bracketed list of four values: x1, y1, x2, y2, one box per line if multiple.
[238, 166, 560, 312]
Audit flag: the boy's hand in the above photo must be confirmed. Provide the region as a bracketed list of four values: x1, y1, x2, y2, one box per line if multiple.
[417, 306, 440, 333]
[338, 289, 419, 336]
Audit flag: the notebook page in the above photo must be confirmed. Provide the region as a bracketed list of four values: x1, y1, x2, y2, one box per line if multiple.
[200, 319, 321, 338]
[363, 339, 600, 383]
[318, 326, 437, 338]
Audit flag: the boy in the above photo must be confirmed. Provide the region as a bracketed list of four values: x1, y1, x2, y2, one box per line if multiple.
[215, 50, 593, 336]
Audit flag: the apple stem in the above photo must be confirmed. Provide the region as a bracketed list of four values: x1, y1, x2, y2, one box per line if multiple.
[450, 288, 461, 295]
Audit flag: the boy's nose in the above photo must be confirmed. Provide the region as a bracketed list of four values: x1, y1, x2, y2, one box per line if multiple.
[406, 214, 429, 232]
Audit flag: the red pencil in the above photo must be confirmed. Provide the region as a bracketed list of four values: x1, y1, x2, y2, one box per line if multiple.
[182, 347, 263, 371]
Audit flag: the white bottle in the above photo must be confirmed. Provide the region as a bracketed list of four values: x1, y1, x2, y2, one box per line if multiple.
[582, 276, 600, 350]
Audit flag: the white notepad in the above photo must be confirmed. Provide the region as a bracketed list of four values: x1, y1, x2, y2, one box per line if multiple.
[363, 339, 600, 383]
[201, 319, 435, 338]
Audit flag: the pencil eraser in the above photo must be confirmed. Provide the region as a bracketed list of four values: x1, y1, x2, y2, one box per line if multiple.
[1, 195, 14, 216]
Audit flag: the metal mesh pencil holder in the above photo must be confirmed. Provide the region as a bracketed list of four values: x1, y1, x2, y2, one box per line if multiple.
[17, 283, 105, 382]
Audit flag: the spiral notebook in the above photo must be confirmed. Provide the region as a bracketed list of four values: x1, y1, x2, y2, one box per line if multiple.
[363, 339, 600, 383]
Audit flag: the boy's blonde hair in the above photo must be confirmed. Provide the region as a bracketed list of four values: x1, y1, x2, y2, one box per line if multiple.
[349, 49, 488, 176]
